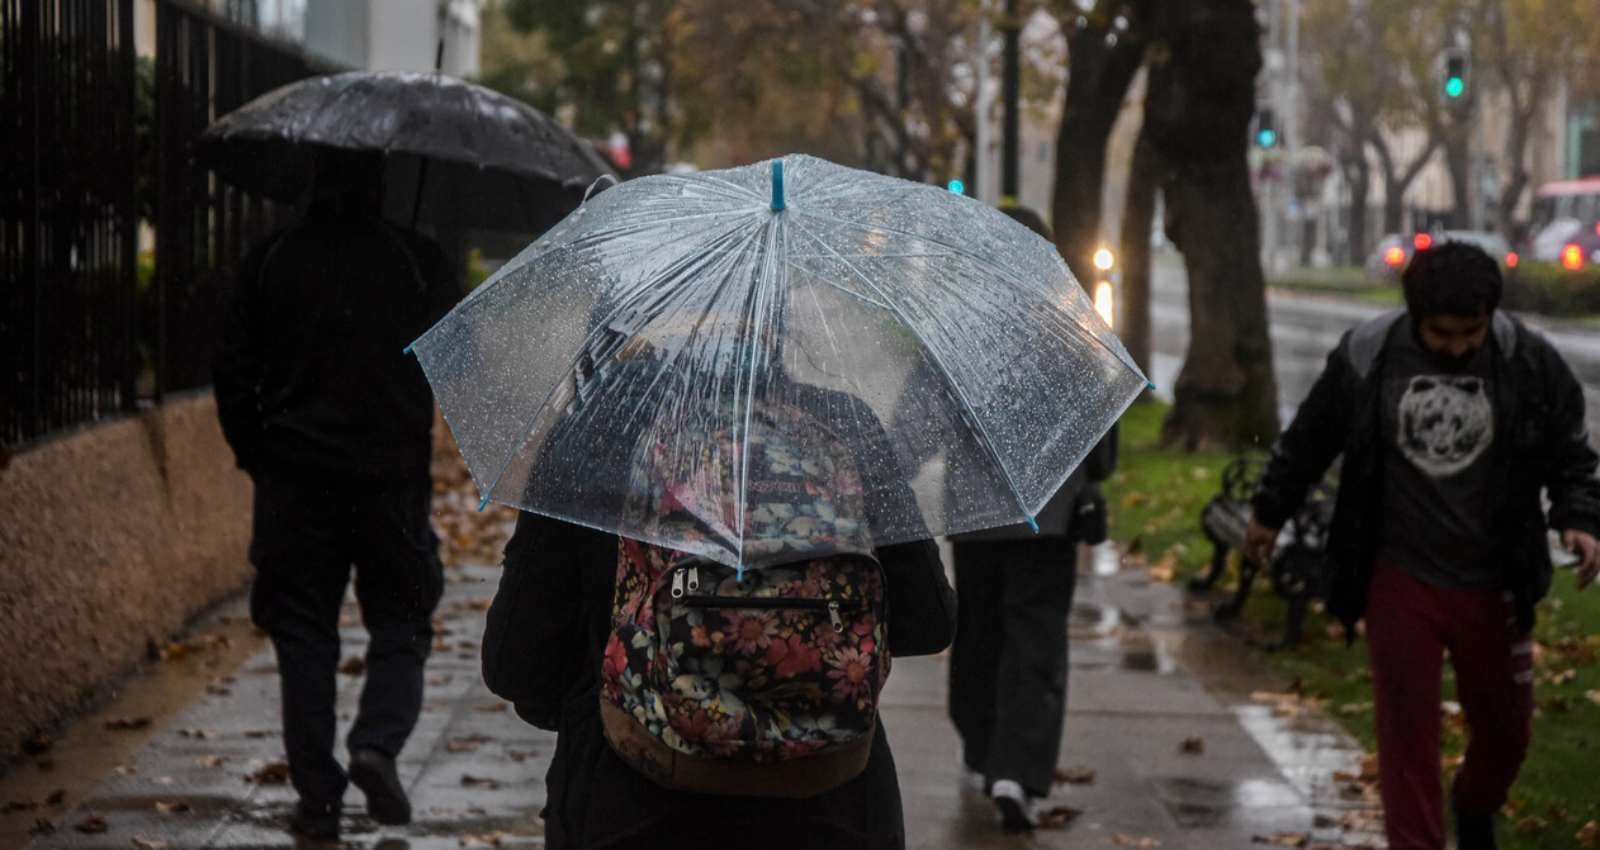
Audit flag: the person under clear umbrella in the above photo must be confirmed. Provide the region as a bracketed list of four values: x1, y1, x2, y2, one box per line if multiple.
[213, 148, 461, 842]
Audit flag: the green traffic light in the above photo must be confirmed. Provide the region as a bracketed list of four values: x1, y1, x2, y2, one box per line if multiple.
[1445, 76, 1465, 98]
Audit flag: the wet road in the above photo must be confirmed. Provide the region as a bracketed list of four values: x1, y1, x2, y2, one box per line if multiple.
[1147, 254, 1600, 436]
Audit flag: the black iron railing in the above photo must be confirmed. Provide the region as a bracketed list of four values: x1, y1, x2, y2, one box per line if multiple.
[1, 0, 330, 448]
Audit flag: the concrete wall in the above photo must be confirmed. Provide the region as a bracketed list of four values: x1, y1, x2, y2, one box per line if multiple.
[0, 393, 252, 757]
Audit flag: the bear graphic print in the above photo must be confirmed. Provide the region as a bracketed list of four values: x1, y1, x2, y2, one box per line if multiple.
[1396, 374, 1494, 478]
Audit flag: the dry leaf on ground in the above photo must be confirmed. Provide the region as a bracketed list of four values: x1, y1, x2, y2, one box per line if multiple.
[461, 774, 503, 790]
[1036, 806, 1082, 829]
[105, 717, 152, 732]
[29, 819, 54, 836]
[1576, 820, 1599, 847]
[1054, 767, 1097, 785]
[1252, 833, 1309, 847]
[132, 838, 170, 850]
[247, 761, 289, 785]
[1112, 835, 1161, 847]
[45, 790, 65, 806]
[448, 734, 495, 753]
[74, 815, 108, 834]
[1517, 816, 1550, 834]
[1179, 736, 1205, 755]
[459, 833, 506, 848]
[154, 801, 191, 815]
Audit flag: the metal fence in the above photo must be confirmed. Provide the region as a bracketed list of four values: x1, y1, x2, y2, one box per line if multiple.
[1, 0, 139, 447]
[1, 0, 329, 448]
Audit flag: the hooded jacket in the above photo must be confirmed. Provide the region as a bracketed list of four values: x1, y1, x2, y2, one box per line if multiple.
[1251, 309, 1600, 635]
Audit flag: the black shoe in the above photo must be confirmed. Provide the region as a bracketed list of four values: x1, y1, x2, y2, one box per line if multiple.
[990, 779, 1037, 834]
[1455, 804, 1499, 850]
[349, 748, 412, 826]
[289, 799, 340, 841]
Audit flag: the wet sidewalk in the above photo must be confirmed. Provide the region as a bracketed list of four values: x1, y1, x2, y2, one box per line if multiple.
[5, 551, 1383, 850]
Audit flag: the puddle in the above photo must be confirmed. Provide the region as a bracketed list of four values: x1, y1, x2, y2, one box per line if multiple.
[1151, 776, 1302, 827]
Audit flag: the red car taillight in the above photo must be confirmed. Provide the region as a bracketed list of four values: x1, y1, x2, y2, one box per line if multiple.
[1384, 246, 1406, 267]
[1506, 252, 1519, 269]
[1413, 232, 1433, 251]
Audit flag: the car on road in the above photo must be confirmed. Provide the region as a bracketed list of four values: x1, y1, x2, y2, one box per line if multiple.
[1365, 230, 1512, 281]
[1554, 221, 1600, 271]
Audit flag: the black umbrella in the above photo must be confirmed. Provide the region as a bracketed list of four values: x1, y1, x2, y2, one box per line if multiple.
[196, 70, 613, 233]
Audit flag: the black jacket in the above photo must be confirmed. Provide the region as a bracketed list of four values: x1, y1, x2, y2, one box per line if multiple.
[213, 209, 459, 484]
[1252, 309, 1600, 635]
[482, 512, 954, 850]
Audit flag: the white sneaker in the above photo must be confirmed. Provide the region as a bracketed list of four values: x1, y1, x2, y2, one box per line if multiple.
[990, 778, 1038, 833]
[960, 766, 986, 793]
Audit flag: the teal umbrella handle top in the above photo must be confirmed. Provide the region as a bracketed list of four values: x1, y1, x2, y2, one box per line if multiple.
[771, 160, 785, 212]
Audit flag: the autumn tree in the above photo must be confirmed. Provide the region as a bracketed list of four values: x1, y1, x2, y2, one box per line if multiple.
[1047, 1, 1150, 283]
[1144, 0, 1279, 449]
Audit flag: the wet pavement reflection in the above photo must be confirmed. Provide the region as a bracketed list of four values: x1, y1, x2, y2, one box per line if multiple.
[13, 549, 1380, 849]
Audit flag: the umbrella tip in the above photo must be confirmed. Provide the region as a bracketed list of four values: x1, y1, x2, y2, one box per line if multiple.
[402, 343, 414, 356]
[1146, 380, 1157, 392]
[1026, 515, 1040, 534]
[771, 160, 785, 212]
[477, 495, 490, 512]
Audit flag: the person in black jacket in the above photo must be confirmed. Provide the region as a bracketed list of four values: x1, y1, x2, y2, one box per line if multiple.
[480, 377, 956, 850]
[1246, 241, 1600, 850]
[941, 206, 1117, 833]
[213, 148, 460, 842]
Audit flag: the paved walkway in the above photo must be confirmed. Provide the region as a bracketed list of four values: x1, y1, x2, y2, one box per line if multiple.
[5, 551, 1383, 850]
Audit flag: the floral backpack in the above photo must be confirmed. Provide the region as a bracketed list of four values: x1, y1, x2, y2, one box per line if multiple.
[598, 404, 890, 799]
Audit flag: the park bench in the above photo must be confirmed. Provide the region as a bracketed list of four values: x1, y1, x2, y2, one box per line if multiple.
[1188, 455, 1337, 649]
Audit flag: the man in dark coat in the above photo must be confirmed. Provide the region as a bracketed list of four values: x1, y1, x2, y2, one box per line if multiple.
[214, 148, 460, 841]
[1246, 241, 1600, 850]
[944, 205, 1118, 834]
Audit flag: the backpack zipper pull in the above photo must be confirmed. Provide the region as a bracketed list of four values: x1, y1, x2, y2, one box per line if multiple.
[687, 566, 700, 593]
[828, 600, 843, 630]
[671, 569, 686, 599]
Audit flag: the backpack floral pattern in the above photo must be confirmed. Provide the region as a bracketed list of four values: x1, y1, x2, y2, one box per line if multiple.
[601, 404, 890, 763]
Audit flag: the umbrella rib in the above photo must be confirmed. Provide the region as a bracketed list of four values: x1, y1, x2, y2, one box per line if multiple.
[781, 260, 894, 311]
[785, 217, 1040, 527]
[795, 209, 1144, 377]
[467, 215, 767, 511]
[733, 217, 785, 575]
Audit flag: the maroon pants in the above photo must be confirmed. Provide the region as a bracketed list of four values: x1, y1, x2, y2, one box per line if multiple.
[1365, 561, 1535, 850]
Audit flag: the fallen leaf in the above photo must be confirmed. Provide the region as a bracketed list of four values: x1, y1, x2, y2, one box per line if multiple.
[2, 801, 38, 814]
[1517, 816, 1549, 834]
[339, 657, 367, 676]
[113, 765, 138, 777]
[75, 815, 109, 834]
[132, 838, 170, 849]
[1179, 736, 1205, 755]
[197, 755, 226, 769]
[1338, 701, 1374, 715]
[247, 761, 290, 785]
[154, 801, 191, 815]
[206, 684, 232, 697]
[448, 734, 495, 753]
[177, 728, 212, 740]
[1576, 819, 1599, 848]
[506, 750, 531, 763]
[1359, 754, 1379, 782]
[1036, 805, 1082, 829]
[475, 702, 509, 713]
[105, 716, 153, 732]
[1586, 690, 1600, 707]
[30, 819, 55, 836]
[1054, 766, 1097, 785]
[243, 729, 273, 739]
[1112, 835, 1161, 847]
[45, 789, 65, 806]
[461, 774, 502, 790]
[460, 831, 506, 847]
[1252, 833, 1309, 847]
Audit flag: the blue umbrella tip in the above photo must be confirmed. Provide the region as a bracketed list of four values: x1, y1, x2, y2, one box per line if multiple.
[477, 495, 490, 512]
[403, 343, 415, 356]
[771, 160, 785, 212]
[1146, 381, 1158, 391]
[1026, 515, 1040, 534]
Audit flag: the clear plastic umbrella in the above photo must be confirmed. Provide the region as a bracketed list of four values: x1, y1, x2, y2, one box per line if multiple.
[408, 155, 1148, 570]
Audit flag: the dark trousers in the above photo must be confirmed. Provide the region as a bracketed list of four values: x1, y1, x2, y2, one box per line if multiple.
[948, 538, 1078, 797]
[1365, 560, 1534, 850]
[249, 474, 444, 807]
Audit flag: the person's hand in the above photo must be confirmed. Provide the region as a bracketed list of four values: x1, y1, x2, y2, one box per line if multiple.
[1561, 529, 1600, 590]
[1245, 520, 1279, 565]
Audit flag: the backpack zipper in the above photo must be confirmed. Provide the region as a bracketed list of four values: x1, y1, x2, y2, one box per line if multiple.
[679, 594, 847, 630]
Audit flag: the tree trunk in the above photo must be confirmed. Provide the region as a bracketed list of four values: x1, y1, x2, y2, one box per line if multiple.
[1343, 153, 1371, 265]
[1443, 129, 1472, 229]
[1118, 124, 1162, 377]
[1144, 0, 1279, 450]
[1050, 14, 1145, 284]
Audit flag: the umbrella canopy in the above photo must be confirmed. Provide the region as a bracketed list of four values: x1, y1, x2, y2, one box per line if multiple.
[408, 154, 1148, 569]
[196, 70, 612, 233]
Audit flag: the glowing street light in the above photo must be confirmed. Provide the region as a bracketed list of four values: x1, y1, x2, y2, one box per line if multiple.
[1092, 247, 1115, 272]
